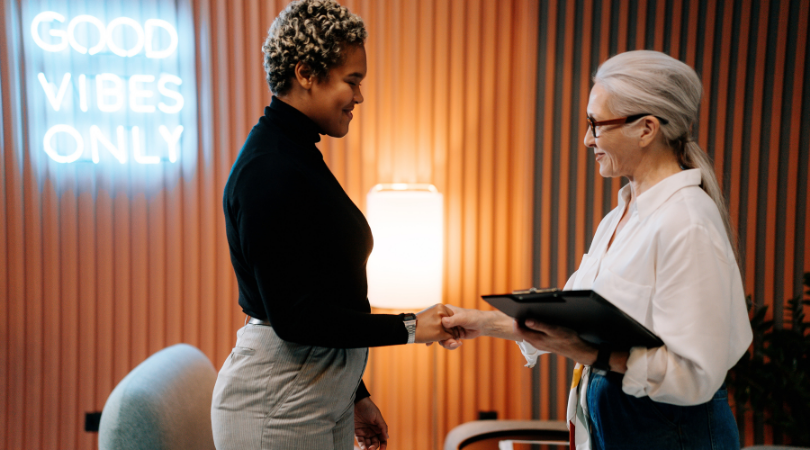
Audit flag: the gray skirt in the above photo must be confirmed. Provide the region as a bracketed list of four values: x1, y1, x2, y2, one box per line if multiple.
[211, 324, 368, 450]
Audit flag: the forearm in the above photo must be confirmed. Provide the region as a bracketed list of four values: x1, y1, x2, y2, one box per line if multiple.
[481, 310, 521, 340]
[269, 304, 408, 348]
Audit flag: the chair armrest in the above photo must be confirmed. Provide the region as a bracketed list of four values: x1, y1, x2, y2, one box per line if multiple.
[444, 420, 568, 450]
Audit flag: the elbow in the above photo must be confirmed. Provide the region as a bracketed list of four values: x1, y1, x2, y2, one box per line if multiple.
[649, 370, 726, 406]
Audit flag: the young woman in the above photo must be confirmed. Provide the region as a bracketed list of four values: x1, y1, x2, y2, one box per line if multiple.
[211, 2, 454, 449]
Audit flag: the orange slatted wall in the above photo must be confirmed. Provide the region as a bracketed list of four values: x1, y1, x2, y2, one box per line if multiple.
[2, 0, 809, 449]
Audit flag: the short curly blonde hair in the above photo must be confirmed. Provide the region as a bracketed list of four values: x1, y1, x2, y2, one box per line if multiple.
[262, 0, 367, 96]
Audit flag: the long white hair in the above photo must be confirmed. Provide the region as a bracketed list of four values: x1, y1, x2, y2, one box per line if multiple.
[594, 50, 736, 258]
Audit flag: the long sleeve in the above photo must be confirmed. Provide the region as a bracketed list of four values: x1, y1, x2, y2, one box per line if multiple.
[620, 223, 752, 405]
[355, 380, 370, 403]
[224, 100, 409, 349]
[536, 170, 752, 407]
[229, 152, 407, 348]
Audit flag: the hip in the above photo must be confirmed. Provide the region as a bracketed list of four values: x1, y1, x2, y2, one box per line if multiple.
[586, 371, 739, 450]
[212, 324, 368, 420]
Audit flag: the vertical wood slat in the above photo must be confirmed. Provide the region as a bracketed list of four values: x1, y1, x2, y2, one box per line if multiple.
[790, 0, 809, 301]
[532, 0, 810, 446]
[0, 2, 23, 450]
[0, 38, 7, 450]
[767, 0, 790, 326]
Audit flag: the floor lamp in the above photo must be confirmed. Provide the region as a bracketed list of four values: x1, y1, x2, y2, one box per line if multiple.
[366, 183, 444, 450]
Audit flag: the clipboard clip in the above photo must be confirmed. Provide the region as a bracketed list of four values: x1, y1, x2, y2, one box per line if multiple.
[511, 287, 560, 295]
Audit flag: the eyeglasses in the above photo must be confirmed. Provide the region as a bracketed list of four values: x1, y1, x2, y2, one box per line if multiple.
[586, 114, 669, 138]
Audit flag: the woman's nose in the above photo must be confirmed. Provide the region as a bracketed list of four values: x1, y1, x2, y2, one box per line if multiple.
[583, 129, 595, 148]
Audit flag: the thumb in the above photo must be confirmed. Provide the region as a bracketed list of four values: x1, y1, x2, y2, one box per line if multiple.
[442, 315, 458, 328]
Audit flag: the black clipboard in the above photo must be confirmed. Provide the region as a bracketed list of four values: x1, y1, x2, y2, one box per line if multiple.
[482, 288, 663, 350]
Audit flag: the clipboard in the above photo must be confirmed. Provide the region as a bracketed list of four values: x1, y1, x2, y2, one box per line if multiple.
[482, 288, 663, 350]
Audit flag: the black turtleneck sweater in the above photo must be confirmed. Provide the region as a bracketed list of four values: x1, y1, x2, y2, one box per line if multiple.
[223, 98, 408, 400]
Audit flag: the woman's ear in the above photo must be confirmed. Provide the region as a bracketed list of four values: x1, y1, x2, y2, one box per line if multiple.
[293, 61, 315, 90]
[638, 116, 662, 148]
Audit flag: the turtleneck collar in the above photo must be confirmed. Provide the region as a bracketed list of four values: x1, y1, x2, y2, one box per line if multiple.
[265, 96, 323, 146]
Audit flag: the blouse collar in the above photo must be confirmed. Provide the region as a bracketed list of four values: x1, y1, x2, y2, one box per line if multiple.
[618, 169, 703, 219]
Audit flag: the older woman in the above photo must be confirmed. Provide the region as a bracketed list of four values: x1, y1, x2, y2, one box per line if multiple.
[441, 50, 752, 450]
[211, 2, 455, 450]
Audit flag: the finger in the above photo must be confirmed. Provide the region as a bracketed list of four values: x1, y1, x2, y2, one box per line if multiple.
[425, 342, 433, 346]
[441, 323, 460, 339]
[380, 416, 388, 441]
[442, 314, 466, 328]
[513, 320, 539, 340]
[526, 319, 568, 336]
[439, 328, 456, 340]
[440, 339, 462, 349]
[373, 410, 389, 439]
[523, 318, 544, 331]
[436, 303, 453, 316]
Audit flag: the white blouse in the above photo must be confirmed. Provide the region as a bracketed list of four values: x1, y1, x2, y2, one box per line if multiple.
[521, 169, 752, 406]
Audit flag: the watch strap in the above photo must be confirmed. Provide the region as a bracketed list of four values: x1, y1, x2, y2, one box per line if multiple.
[592, 347, 611, 372]
[402, 313, 417, 344]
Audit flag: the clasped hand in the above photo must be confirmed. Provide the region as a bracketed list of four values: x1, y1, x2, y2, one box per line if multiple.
[414, 303, 460, 343]
[434, 304, 599, 366]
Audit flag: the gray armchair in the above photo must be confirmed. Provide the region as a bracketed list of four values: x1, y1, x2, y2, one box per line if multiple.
[98, 343, 217, 450]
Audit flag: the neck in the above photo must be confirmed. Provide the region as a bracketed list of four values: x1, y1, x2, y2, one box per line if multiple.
[276, 92, 306, 114]
[625, 146, 681, 202]
[276, 81, 321, 122]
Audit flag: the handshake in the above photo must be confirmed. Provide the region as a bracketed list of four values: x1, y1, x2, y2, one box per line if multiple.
[412, 303, 584, 357]
[411, 304, 513, 350]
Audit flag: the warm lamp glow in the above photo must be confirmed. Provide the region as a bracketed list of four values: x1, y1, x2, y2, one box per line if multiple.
[366, 184, 444, 309]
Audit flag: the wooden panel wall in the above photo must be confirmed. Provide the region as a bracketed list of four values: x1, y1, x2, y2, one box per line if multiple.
[1, 1, 539, 450]
[532, 0, 810, 446]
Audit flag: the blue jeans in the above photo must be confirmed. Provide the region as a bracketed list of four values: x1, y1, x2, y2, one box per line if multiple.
[587, 371, 740, 450]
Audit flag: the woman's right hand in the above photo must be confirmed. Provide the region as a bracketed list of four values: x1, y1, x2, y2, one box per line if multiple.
[414, 304, 458, 343]
[438, 305, 517, 349]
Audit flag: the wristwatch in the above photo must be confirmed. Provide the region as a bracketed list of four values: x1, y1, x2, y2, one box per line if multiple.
[592, 347, 611, 373]
[402, 313, 417, 344]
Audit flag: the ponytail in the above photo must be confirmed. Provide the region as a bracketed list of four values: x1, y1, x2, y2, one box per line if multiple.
[681, 140, 738, 262]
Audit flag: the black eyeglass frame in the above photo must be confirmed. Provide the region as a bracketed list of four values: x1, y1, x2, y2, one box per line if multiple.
[586, 113, 669, 138]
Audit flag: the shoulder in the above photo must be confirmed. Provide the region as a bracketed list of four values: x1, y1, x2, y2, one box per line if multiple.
[225, 132, 309, 208]
[652, 186, 732, 261]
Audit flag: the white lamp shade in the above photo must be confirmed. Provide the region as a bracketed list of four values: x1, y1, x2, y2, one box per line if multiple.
[366, 184, 444, 309]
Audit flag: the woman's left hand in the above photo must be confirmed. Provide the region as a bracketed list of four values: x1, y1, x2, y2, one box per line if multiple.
[513, 319, 598, 366]
[354, 397, 388, 450]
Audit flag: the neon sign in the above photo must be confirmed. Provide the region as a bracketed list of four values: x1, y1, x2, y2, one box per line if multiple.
[25, 7, 195, 166]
